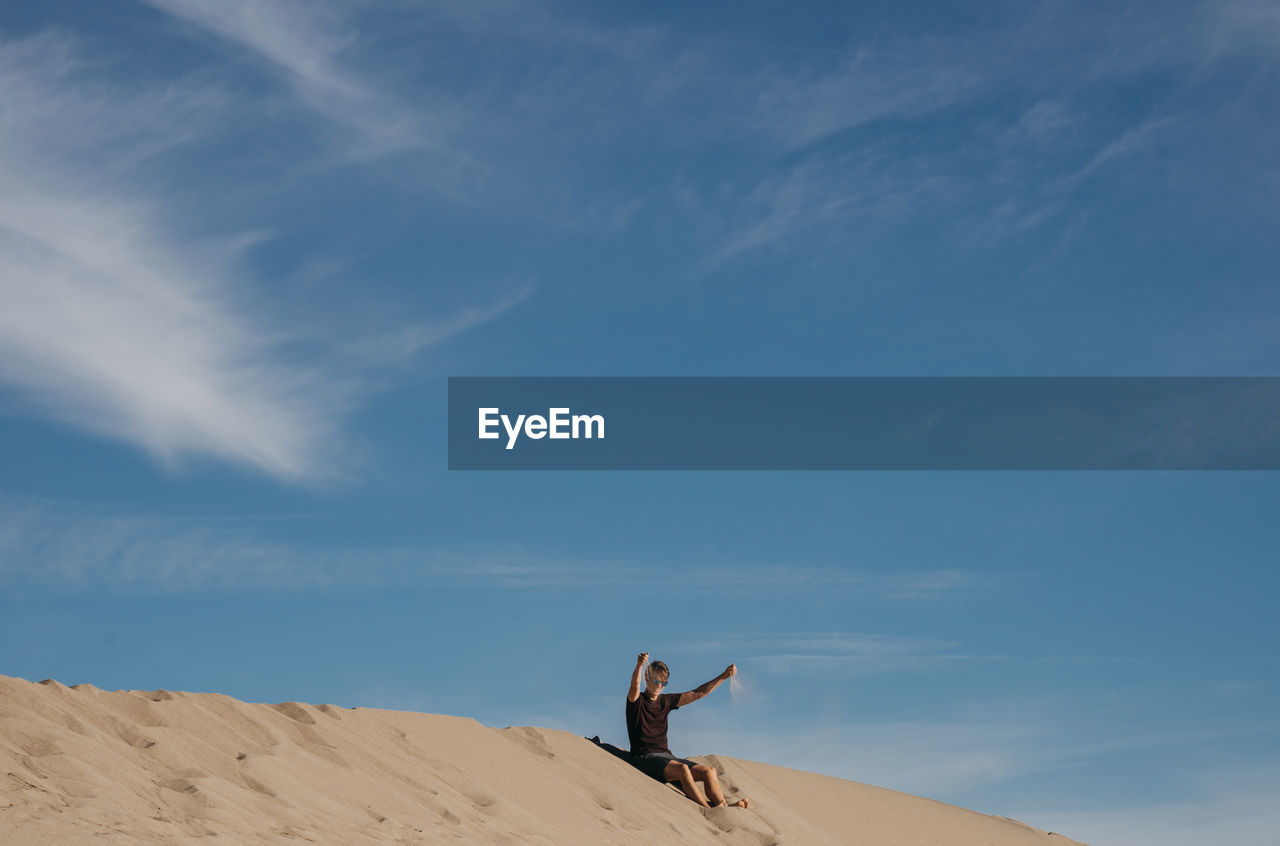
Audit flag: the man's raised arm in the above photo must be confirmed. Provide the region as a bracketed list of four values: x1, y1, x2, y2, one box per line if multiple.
[628, 652, 648, 702]
[676, 663, 736, 707]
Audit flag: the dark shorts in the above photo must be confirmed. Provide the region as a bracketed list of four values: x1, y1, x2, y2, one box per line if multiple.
[631, 751, 698, 782]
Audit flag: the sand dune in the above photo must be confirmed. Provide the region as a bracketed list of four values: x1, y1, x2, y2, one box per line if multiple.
[1, 674, 1085, 845]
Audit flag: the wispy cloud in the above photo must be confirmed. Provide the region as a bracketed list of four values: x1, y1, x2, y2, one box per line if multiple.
[138, 0, 1275, 264]
[0, 497, 983, 596]
[0, 30, 522, 481]
[338, 283, 535, 370]
[143, 0, 459, 161]
[425, 560, 983, 598]
[685, 631, 1005, 675]
[0, 32, 341, 481]
[140, 0, 663, 225]
[703, 148, 960, 264]
[0, 498, 318, 591]
[690, 1, 1272, 260]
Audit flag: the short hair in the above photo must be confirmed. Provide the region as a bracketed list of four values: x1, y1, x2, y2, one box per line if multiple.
[645, 660, 670, 685]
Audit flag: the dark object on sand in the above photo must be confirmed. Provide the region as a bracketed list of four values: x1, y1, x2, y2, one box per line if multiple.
[586, 735, 631, 762]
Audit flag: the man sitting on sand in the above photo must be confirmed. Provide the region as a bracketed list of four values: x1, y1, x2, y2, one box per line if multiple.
[626, 652, 749, 810]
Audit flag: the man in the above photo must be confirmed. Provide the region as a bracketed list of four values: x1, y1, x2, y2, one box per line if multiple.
[625, 652, 749, 809]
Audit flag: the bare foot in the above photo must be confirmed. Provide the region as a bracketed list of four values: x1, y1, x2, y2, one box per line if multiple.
[711, 798, 750, 810]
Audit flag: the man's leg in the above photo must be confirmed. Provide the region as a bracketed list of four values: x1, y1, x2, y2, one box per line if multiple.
[691, 763, 749, 810]
[663, 760, 709, 807]
[690, 764, 726, 805]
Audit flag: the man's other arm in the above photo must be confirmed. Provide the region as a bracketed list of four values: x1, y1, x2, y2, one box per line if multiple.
[628, 652, 648, 702]
[676, 664, 735, 707]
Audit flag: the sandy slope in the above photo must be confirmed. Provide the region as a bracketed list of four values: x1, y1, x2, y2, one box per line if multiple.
[1, 674, 1085, 845]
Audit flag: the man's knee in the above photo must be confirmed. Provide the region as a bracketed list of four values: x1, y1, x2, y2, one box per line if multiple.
[664, 760, 693, 782]
[691, 763, 715, 779]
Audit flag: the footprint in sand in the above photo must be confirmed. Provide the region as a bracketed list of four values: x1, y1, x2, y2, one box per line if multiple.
[118, 697, 169, 728]
[61, 715, 93, 736]
[160, 777, 200, 795]
[196, 699, 280, 748]
[104, 716, 157, 749]
[500, 726, 556, 759]
[18, 736, 62, 758]
[240, 774, 278, 798]
[469, 792, 499, 810]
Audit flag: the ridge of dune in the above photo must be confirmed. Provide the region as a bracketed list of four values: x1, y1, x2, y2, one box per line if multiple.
[0, 674, 1086, 845]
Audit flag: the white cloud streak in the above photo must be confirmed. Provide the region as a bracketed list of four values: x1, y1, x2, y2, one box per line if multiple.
[138, 0, 1276, 263]
[338, 283, 536, 369]
[144, 0, 454, 159]
[0, 32, 341, 481]
[0, 497, 981, 596]
[0, 30, 522, 481]
[675, 631, 1012, 678]
[692, 1, 1270, 260]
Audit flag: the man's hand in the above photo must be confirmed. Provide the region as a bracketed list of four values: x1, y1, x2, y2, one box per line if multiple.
[722, 664, 736, 680]
[637, 652, 649, 667]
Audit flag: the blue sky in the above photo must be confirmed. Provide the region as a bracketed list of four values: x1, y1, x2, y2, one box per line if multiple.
[1, 1, 1278, 843]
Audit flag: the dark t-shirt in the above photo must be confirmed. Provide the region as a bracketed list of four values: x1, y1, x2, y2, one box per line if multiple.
[625, 692, 681, 756]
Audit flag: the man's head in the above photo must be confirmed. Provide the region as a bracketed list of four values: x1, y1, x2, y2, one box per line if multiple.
[644, 660, 670, 696]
